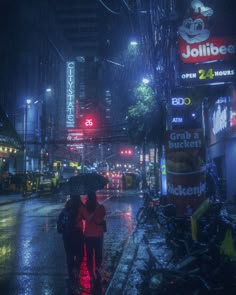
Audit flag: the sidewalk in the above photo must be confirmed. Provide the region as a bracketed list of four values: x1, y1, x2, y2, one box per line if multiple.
[105, 227, 140, 295]
[105, 224, 171, 295]
[105, 202, 236, 295]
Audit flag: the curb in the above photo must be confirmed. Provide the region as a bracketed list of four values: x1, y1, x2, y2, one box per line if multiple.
[0, 193, 39, 206]
[105, 230, 139, 295]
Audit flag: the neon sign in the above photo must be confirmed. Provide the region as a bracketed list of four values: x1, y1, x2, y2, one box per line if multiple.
[180, 62, 235, 85]
[66, 61, 75, 128]
[179, 38, 236, 64]
[172, 117, 183, 123]
[172, 97, 191, 106]
[67, 129, 83, 149]
[212, 104, 227, 135]
[209, 97, 229, 145]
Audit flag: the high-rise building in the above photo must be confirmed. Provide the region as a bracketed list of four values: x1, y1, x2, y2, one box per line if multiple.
[54, 0, 106, 129]
[0, 1, 71, 172]
[0, 0, 117, 172]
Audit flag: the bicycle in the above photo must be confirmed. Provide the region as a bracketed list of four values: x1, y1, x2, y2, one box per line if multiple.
[136, 192, 176, 230]
[137, 220, 236, 295]
[137, 232, 212, 295]
[136, 192, 160, 224]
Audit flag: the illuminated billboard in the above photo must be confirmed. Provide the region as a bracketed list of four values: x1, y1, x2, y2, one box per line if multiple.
[179, 62, 235, 85]
[66, 61, 75, 128]
[177, 1, 236, 86]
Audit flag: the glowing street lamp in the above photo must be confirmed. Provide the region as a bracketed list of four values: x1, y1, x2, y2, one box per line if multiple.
[24, 99, 32, 173]
[142, 78, 150, 84]
[130, 40, 138, 46]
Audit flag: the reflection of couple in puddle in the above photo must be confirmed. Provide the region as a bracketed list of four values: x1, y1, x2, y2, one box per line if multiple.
[68, 276, 103, 295]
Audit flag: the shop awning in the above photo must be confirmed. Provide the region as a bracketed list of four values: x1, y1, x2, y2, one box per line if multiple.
[0, 105, 23, 150]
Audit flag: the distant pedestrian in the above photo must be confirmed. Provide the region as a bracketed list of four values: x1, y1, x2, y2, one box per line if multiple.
[57, 194, 84, 292]
[77, 191, 106, 283]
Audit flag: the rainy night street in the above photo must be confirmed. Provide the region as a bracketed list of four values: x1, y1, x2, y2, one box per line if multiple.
[0, 190, 143, 295]
[1, 1, 236, 294]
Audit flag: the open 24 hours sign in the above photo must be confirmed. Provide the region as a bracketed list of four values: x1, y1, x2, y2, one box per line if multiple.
[179, 61, 235, 86]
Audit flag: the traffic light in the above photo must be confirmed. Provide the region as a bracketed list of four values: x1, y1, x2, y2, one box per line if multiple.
[43, 151, 49, 164]
[120, 149, 133, 156]
[82, 115, 96, 129]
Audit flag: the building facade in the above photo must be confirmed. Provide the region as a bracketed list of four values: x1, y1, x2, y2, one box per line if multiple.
[168, 0, 236, 207]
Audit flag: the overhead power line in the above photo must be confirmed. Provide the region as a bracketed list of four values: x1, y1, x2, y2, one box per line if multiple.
[105, 59, 125, 67]
[24, 135, 131, 145]
[122, 0, 131, 10]
[97, 0, 120, 14]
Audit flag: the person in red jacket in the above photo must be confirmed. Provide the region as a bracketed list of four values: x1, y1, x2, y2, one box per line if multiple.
[78, 191, 106, 281]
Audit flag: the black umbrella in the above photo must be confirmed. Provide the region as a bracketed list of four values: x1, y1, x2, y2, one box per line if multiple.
[67, 172, 108, 194]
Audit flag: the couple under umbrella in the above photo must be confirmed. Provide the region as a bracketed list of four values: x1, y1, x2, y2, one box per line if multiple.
[57, 176, 107, 294]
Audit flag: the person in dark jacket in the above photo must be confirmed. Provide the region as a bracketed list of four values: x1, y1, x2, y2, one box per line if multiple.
[77, 191, 106, 282]
[57, 194, 84, 291]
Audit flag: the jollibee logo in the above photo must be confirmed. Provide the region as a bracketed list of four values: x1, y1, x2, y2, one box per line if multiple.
[178, 0, 236, 63]
[179, 0, 213, 45]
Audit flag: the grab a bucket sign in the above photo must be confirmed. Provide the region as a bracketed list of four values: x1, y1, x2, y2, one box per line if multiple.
[165, 130, 206, 215]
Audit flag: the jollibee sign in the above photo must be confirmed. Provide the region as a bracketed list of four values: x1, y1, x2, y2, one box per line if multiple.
[179, 37, 236, 64]
[178, 0, 236, 64]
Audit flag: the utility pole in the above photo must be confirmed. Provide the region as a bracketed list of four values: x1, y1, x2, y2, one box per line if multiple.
[23, 104, 27, 173]
[40, 99, 46, 175]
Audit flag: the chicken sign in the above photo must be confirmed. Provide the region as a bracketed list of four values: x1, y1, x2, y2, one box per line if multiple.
[178, 0, 236, 64]
[178, 0, 236, 85]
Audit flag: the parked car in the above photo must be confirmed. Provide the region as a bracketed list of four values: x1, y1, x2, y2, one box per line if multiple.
[39, 171, 59, 193]
[10, 172, 40, 194]
[61, 167, 78, 180]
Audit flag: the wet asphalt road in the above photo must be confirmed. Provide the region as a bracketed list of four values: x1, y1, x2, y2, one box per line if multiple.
[0, 190, 142, 295]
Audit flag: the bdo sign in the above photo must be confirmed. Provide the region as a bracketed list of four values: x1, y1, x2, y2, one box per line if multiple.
[171, 97, 192, 106]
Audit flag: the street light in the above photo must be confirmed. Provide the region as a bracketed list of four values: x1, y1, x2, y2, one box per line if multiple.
[40, 87, 53, 174]
[24, 99, 32, 173]
[142, 78, 150, 84]
[130, 40, 138, 46]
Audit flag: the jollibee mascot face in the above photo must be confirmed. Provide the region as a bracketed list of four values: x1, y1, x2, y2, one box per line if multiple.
[179, 17, 209, 44]
[179, 0, 213, 44]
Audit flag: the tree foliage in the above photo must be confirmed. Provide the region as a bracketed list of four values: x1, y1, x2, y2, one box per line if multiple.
[127, 83, 164, 145]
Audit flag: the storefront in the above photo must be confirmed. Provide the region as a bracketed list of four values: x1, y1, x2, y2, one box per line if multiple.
[166, 0, 236, 212]
[207, 86, 236, 201]
[0, 106, 22, 175]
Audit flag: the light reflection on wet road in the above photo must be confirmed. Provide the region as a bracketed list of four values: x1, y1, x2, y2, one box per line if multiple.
[0, 190, 142, 294]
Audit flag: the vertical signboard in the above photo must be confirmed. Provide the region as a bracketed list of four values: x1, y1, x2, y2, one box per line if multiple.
[165, 129, 206, 215]
[177, 1, 236, 85]
[160, 156, 167, 196]
[230, 87, 236, 130]
[208, 96, 230, 145]
[66, 61, 75, 128]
